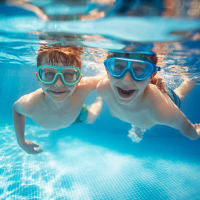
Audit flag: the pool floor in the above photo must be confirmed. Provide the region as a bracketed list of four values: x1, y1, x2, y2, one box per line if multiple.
[0, 123, 200, 200]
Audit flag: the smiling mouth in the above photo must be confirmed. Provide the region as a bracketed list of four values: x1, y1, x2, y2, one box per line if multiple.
[49, 90, 68, 95]
[116, 87, 136, 98]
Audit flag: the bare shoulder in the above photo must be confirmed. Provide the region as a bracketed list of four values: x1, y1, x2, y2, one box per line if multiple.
[13, 89, 44, 116]
[146, 84, 163, 102]
[146, 84, 180, 122]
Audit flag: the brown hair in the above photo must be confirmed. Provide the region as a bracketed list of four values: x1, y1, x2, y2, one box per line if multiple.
[37, 45, 83, 68]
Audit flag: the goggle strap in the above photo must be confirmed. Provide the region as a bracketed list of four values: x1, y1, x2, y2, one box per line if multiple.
[155, 66, 161, 71]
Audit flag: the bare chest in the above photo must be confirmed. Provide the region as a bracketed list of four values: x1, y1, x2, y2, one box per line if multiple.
[30, 104, 82, 130]
[105, 99, 155, 129]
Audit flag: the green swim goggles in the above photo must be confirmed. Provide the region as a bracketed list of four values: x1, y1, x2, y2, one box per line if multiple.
[37, 65, 82, 86]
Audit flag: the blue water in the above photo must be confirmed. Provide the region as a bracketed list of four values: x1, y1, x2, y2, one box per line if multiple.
[1, 1, 200, 199]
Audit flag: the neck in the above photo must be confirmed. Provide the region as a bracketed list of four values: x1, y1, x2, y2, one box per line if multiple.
[121, 89, 146, 109]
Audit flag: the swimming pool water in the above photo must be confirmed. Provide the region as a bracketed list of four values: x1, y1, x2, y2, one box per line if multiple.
[1, 110, 200, 199]
[1, 1, 200, 199]
[1, 85, 200, 199]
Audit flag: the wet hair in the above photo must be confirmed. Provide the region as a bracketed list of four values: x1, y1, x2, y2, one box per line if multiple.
[37, 45, 83, 68]
[107, 51, 157, 65]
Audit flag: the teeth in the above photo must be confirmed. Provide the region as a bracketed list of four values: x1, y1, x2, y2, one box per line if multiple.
[119, 88, 134, 95]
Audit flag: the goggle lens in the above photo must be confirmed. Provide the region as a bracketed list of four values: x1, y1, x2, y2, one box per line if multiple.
[39, 67, 56, 82]
[105, 58, 159, 81]
[109, 59, 128, 75]
[37, 66, 81, 85]
[130, 62, 149, 78]
[62, 68, 80, 83]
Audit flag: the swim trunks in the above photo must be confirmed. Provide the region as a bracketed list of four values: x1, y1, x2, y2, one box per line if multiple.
[167, 88, 181, 108]
[75, 105, 88, 123]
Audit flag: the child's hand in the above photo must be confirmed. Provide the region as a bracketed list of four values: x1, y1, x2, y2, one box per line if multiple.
[151, 75, 167, 93]
[20, 140, 43, 154]
[195, 124, 200, 138]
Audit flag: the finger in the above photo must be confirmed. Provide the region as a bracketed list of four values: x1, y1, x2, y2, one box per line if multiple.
[25, 149, 37, 154]
[32, 143, 39, 148]
[35, 148, 43, 153]
[25, 147, 42, 154]
[158, 82, 162, 89]
[27, 148, 43, 154]
[26, 140, 39, 146]
[164, 87, 168, 93]
[159, 82, 163, 90]
[34, 146, 43, 152]
[30, 142, 39, 148]
[162, 84, 168, 93]
[195, 123, 200, 127]
[159, 82, 166, 93]
[155, 79, 159, 84]
[151, 78, 157, 84]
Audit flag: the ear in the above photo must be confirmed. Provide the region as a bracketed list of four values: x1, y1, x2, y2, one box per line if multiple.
[105, 68, 109, 75]
[80, 74, 83, 80]
[36, 72, 39, 81]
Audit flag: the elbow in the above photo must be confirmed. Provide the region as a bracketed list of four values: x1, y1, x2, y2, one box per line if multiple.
[13, 102, 16, 113]
[187, 134, 199, 141]
[13, 102, 19, 114]
[181, 123, 200, 140]
[13, 102, 22, 116]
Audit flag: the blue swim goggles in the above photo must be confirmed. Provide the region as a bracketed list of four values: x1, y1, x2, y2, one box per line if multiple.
[104, 57, 160, 81]
[37, 65, 81, 86]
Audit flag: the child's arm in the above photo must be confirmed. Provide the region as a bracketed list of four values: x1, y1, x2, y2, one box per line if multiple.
[13, 97, 42, 154]
[163, 110, 200, 140]
[80, 74, 106, 93]
[151, 90, 200, 140]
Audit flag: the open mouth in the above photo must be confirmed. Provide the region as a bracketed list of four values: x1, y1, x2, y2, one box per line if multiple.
[116, 87, 136, 98]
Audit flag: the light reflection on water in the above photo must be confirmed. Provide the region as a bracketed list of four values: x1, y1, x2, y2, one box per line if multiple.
[0, 4, 200, 83]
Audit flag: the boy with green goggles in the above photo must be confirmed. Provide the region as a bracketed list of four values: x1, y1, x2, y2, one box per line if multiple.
[13, 46, 104, 154]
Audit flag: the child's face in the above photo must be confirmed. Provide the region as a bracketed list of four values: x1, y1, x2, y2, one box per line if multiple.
[38, 60, 79, 102]
[105, 57, 158, 105]
[108, 70, 151, 105]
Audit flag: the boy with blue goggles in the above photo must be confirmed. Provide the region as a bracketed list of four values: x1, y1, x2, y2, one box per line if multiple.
[97, 52, 199, 143]
[104, 57, 160, 81]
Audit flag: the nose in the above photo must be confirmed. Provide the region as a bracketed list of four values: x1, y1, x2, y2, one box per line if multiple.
[54, 75, 64, 86]
[122, 71, 133, 83]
